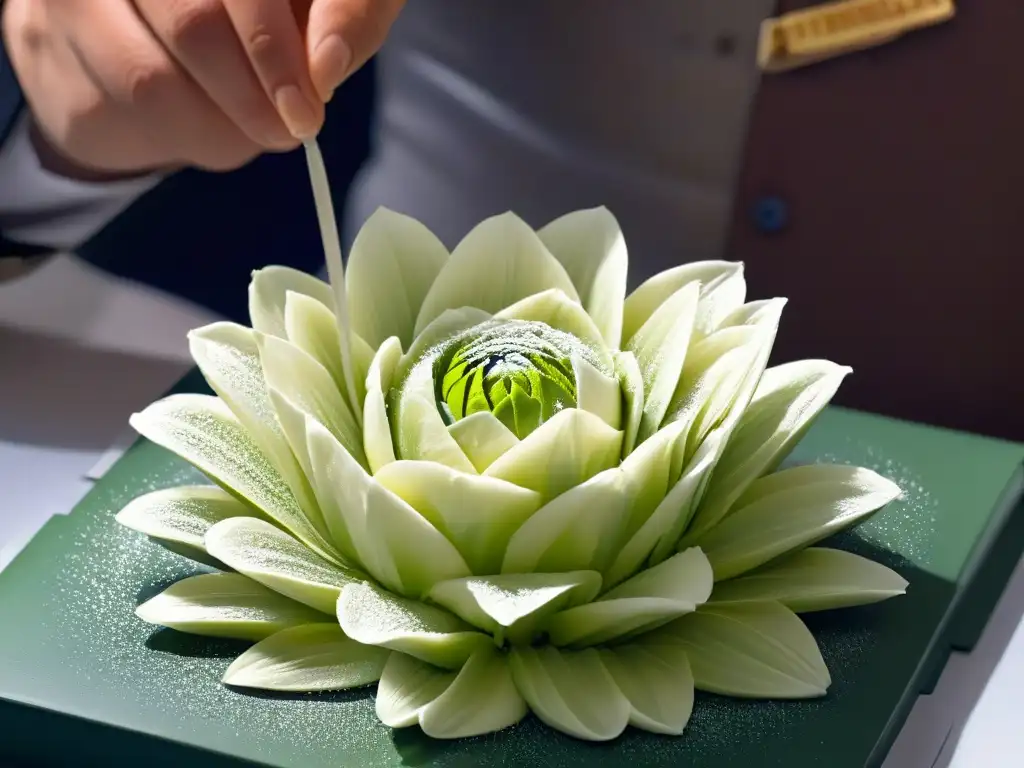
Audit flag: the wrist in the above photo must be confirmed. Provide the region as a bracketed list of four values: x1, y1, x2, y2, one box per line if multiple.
[27, 121, 166, 183]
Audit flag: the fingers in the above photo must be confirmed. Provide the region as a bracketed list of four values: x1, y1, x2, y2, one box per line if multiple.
[306, 0, 406, 100]
[222, 0, 324, 139]
[51, 0, 261, 171]
[133, 0, 295, 149]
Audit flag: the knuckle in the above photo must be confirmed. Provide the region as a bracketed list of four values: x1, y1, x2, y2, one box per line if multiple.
[119, 58, 175, 106]
[163, 0, 223, 51]
[244, 25, 284, 71]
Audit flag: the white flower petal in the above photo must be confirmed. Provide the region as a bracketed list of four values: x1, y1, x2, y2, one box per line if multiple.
[375, 652, 458, 728]
[397, 308, 492, 383]
[414, 212, 579, 336]
[426, 571, 601, 645]
[708, 547, 908, 612]
[283, 290, 345, 391]
[658, 602, 830, 698]
[364, 336, 403, 474]
[419, 645, 528, 738]
[621, 261, 741, 346]
[495, 289, 611, 364]
[374, 460, 542, 575]
[692, 264, 747, 338]
[546, 549, 710, 647]
[222, 623, 389, 691]
[447, 412, 519, 473]
[501, 469, 630, 575]
[614, 351, 644, 457]
[598, 642, 694, 735]
[258, 332, 365, 470]
[695, 464, 903, 581]
[346, 207, 450, 349]
[484, 408, 622, 501]
[129, 395, 335, 561]
[626, 281, 700, 445]
[537, 206, 628, 349]
[605, 432, 723, 589]
[306, 417, 472, 596]
[338, 582, 491, 669]
[205, 517, 363, 614]
[602, 547, 714, 604]
[687, 360, 852, 540]
[572, 354, 622, 429]
[509, 646, 630, 741]
[135, 573, 325, 641]
[393, 359, 477, 473]
[115, 485, 255, 568]
[187, 322, 321, 518]
[248, 265, 334, 338]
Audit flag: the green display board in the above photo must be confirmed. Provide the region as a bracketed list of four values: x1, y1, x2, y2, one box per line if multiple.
[1, 370, 1022, 767]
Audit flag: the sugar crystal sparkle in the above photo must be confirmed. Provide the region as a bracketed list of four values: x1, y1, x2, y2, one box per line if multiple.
[115, 139, 906, 742]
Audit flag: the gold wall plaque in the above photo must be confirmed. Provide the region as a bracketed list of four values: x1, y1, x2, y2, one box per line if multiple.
[758, 0, 956, 72]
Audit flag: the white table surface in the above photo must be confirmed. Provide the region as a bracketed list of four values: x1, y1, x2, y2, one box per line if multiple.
[1, 256, 1021, 767]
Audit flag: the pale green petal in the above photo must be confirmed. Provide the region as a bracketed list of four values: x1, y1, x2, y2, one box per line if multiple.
[658, 602, 830, 698]
[546, 550, 711, 648]
[708, 547, 908, 612]
[719, 297, 787, 329]
[414, 212, 579, 336]
[419, 645, 528, 738]
[537, 206, 628, 349]
[572, 355, 622, 429]
[598, 642, 694, 735]
[687, 360, 852, 539]
[338, 582, 491, 669]
[187, 322, 321, 521]
[374, 461, 542, 575]
[602, 547, 714, 604]
[426, 571, 601, 645]
[283, 291, 344, 390]
[616, 421, 684, 544]
[222, 623, 389, 691]
[364, 336, 403, 474]
[375, 652, 457, 728]
[692, 264, 747, 338]
[695, 464, 903, 580]
[501, 469, 630, 575]
[494, 289, 610, 363]
[605, 432, 723, 588]
[249, 266, 334, 338]
[205, 517, 363, 614]
[392, 359, 477, 473]
[135, 572, 325, 641]
[626, 281, 700, 445]
[447, 412, 519, 473]
[349, 332, 375, 416]
[259, 332, 365, 469]
[115, 485, 255, 568]
[484, 408, 622, 501]
[346, 207, 449, 349]
[129, 395, 335, 561]
[614, 351, 644, 457]
[509, 647, 630, 741]
[621, 261, 741, 346]
[306, 417, 472, 596]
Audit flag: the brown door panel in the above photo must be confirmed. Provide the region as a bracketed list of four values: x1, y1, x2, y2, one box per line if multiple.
[728, 1, 1024, 439]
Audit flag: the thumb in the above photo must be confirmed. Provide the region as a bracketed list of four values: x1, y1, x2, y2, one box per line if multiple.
[306, 0, 406, 100]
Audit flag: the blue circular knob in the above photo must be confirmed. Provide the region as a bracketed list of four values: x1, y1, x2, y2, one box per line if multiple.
[753, 196, 788, 233]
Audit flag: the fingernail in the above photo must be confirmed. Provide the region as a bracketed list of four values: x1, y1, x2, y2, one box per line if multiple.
[274, 84, 320, 140]
[314, 34, 353, 100]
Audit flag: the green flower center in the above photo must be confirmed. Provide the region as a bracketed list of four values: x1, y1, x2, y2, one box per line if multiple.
[431, 320, 598, 439]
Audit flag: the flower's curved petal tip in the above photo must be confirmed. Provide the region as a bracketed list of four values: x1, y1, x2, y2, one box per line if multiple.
[337, 582, 489, 669]
[221, 623, 388, 692]
[509, 646, 630, 741]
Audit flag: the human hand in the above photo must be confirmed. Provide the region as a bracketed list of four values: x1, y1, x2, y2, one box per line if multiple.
[1, 0, 405, 179]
